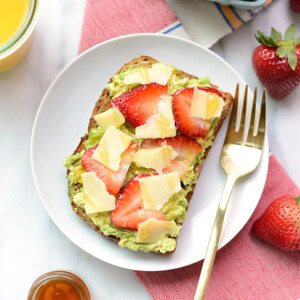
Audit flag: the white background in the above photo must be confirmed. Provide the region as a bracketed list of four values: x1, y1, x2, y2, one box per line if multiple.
[0, 0, 299, 299]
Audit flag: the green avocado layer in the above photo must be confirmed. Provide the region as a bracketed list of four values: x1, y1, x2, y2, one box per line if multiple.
[63, 64, 218, 253]
[106, 63, 211, 98]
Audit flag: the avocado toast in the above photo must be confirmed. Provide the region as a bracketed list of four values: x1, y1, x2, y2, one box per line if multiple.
[64, 55, 234, 254]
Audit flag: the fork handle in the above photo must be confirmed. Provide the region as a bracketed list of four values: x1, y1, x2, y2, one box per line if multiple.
[194, 175, 237, 300]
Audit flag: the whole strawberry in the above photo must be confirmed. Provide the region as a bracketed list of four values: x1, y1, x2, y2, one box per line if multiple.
[290, 0, 300, 12]
[252, 24, 300, 100]
[252, 195, 300, 251]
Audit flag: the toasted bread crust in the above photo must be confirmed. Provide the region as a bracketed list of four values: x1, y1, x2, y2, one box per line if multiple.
[68, 56, 234, 254]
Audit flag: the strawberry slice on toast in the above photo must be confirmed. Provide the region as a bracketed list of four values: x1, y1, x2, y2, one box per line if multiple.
[81, 142, 138, 196]
[111, 83, 168, 128]
[172, 87, 224, 138]
[141, 135, 202, 179]
[111, 174, 166, 230]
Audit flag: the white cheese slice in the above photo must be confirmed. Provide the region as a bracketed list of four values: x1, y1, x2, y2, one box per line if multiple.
[123, 63, 174, 86]
[94, 107, 125, 130]
[82, 172, 115, 214]
[92, 126, 132, 171]
[137, 219, 179, 243]
[190, 88, 208, 119]
[123, 70, 147, 85]
[132, 146, 177, 174]
[135, 95, 176, 139]
[190, 87, 224, 120]
[139, 172, 181, 211]
[148, 63, 174, 85]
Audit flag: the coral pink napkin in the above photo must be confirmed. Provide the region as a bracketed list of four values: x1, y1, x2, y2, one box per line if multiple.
[78, 1, 300, 299]
[135, 155, 300, 300]
[78, 0, 177, 54]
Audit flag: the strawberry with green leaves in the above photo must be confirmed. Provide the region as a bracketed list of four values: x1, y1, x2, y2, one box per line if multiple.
[252, 195, 300, 251]
[252, 24, 300, 100]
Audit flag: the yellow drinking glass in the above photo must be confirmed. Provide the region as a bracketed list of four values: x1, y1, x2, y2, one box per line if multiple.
[0, 0, 39, 72]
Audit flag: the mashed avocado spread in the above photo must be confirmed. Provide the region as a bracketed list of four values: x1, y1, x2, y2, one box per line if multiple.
[63, 63, 218, 253]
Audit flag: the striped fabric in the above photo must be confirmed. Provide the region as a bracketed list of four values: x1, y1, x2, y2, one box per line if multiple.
[78, 0, 177, 54]
[78, 0, 272, 54]
[213, 1, 272, 31]
[165, 0, 273, 47]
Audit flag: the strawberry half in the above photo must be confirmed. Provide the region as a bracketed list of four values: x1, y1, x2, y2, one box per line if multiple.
[172, 87, 223, 138]
[141, 135, 202, 179]
[252, 195, 300, 251]
[110, 174, 166, 230]
[111, 83, 168, 128]
[81, 142, 138, 196]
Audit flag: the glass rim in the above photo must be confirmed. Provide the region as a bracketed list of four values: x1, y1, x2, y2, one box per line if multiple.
[27, 270, 90, 299]
[0, 0, 39, 57]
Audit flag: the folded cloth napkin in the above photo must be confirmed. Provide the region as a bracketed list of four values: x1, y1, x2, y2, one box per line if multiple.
[78, 1, 299, 299]
[135, 155, 300, 300]
[166, 0, 272, 47]
[78, 0, 177, 54]
[78, 0, 272, 53]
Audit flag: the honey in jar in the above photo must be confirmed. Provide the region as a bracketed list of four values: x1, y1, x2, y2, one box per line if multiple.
[28, 271, 90, 300]
[35, 279, 81, 300]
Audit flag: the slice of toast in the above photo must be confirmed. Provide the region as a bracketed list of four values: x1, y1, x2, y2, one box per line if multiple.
[67, 55, 234, 253]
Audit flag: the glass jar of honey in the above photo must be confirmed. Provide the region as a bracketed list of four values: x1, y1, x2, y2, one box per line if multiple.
[28, 271, 90, 300]
[0, 0, 39, 72]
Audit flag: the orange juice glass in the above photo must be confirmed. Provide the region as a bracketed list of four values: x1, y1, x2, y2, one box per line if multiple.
[0, 0, 39, 72]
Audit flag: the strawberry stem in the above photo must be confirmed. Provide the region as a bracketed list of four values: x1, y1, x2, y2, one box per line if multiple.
[255, 24, 300, 71]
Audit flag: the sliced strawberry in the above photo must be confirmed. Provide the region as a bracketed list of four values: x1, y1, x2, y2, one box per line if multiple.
[141, 135, 202, 178]
[111, 174, 166, 230]
[172, 87, 224, 138]
[81, 142, 138, 196]
[111, 83, 168, 128]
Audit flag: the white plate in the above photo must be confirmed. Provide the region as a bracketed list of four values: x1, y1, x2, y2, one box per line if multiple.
[31, 34, 269, 271]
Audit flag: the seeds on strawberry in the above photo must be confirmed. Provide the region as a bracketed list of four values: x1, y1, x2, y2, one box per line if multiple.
[141, 135, 202, 178]
[253, 24, 300, 100]
[172, 87, 223, 138]
[81, 142, 138, 196]
[110, 174, 166, 230]
[252, 194, 300, 251]
[111, 83, 168, 128]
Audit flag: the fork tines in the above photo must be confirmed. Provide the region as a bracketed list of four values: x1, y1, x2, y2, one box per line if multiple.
[226, 84, 266, 148]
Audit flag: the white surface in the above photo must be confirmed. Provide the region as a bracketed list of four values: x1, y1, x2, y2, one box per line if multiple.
[0, 0, 298, 298]
[31, 34, 269, 271]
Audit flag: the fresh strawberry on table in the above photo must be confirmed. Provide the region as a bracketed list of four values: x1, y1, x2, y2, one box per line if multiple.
[111, 83, 168, 128]
[252, 194, 300, 251]
[81, 142, 138, 196]
[252, 24, 300, 100]
[110, 174, 166, 230]
[172, 87, 223, 138]
[141, 135, 202, 178]
[290, 0, 300, 12]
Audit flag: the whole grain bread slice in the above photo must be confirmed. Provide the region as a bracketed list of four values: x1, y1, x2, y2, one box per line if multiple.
[67, 55, 234, 253]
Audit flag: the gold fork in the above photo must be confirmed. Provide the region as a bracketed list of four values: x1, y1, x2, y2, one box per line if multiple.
[194, 84, 267, 300]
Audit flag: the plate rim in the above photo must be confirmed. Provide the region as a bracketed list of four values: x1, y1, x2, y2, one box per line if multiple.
[31, 33, 269, 271]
